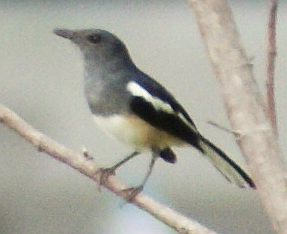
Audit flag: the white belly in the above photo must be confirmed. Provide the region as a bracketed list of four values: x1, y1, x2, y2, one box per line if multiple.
[93, 114, 184, 151]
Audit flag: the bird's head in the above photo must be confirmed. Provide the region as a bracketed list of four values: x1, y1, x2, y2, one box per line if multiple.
[54, 28, 129, 61]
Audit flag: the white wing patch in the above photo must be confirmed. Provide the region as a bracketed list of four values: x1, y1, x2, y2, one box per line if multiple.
[127, 81, 174, 113]
[178, 112, 196, 131]
[127, 81, 197, 131]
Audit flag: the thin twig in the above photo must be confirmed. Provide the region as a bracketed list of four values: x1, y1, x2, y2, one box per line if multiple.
[207, 120, 239, 137]
[0, 104, 218, 234]
[188, 0, 287, 233]
[82, 146, 94, 160]
[266, 0, 278, 137]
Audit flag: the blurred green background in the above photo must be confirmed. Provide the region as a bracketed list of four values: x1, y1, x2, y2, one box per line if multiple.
[1, 1, 286, 233]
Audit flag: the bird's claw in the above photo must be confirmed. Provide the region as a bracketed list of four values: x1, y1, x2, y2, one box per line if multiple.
[121, 185, 143, 202]
[95, 167, 116, 190]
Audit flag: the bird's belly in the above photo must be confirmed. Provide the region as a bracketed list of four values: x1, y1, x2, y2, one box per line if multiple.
[93, 114, 184, 150]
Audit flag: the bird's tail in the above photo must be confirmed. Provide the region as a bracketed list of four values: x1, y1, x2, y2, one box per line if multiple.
[198, 136, 255, 189]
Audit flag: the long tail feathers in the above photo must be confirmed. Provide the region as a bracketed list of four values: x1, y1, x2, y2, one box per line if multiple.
[198, 136, 255, 189]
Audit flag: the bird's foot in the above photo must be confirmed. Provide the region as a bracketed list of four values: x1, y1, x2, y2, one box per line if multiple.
[95, 167, 116, 190]
[121, 185, 143, 202]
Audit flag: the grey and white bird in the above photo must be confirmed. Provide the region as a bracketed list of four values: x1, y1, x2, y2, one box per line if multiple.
[54, 28, 255, 196]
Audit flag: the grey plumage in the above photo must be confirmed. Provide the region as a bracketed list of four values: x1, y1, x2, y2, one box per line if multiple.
[54, 28, 255, 190]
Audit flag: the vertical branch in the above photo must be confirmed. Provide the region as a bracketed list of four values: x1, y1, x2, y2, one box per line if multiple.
[188, 0, 287, 233]
[266, 0, 278, 137]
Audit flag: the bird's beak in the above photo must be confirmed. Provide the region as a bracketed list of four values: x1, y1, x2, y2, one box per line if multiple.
[54, 28, 75, 40]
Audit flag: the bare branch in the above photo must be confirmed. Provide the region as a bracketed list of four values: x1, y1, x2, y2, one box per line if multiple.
[266, 0, 278, 137]
[207, 120, 240, 137]
[0, 104, 218, 234]
[188, 0, 287, 233]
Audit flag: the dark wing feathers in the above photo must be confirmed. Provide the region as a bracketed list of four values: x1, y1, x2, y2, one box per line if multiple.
[130, 96, 202, 151]
[133, 74, 196, 128]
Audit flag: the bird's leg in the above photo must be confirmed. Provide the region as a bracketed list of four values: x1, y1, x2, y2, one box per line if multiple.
[122, 152, 159, 201]
[96, 151, 139, 186]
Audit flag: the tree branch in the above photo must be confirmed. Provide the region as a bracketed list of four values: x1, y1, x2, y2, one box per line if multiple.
[266, 0, 278, 137]
[0, 104, 218, 234]
[188, 0, 287, 233]
[207, 120, 239, 137]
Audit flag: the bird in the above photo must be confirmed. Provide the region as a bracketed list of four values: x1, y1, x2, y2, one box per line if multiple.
[54, 28, 255, 198]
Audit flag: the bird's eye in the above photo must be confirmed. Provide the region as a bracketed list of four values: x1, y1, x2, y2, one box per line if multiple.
[88, 34, 102, 44]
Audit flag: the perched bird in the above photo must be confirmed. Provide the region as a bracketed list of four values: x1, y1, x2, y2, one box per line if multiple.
[54, 28, 255, 197]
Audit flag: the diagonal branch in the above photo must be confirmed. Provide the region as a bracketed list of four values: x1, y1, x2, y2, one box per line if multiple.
[188, 0, 287, 233]
[0, 104, 218, 234]
[266, 0, 278, 137]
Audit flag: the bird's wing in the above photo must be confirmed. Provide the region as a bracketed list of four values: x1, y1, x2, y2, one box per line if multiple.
[126, 78, 201, 148]
[131, 74, 197, 127]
